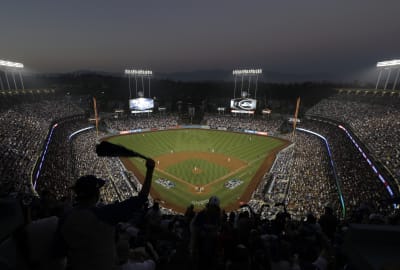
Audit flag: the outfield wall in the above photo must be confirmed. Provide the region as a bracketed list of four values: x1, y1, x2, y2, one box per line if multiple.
[116, 125, 269, 137]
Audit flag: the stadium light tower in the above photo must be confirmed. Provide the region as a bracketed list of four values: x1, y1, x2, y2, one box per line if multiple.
[124, 69, 153, 99]
[375, 59, 400, 90]
[232, 69, 262, 99]
[0, 59, 25, 91]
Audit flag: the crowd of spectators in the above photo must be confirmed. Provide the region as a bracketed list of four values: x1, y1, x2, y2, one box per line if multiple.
[251, 129, 337, 220]
[307, 93, 400, 182]
[0, 100, 180, 218]
[285, 131, 337, 219]
[71, 130, 139, 203]
[0, 99, 84, 196]
[3, 94, 400, 269]
[203, 114, 282, 135]
[16, 180, 400, 270]
[298, 120, 393, 216]
[104, 114, 179, 132]
[250, 145, 293, 219]
[35, 116, 89, 202]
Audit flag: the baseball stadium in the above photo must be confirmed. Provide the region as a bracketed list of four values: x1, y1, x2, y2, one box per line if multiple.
[1, 2, 400, 267]
[1, 62, 400, 269]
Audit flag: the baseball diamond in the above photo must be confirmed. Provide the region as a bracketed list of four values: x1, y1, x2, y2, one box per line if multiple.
[106, 128, 288, 212]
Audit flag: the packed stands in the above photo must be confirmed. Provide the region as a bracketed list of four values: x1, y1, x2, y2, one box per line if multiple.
[2, 94, 400, 270]
[104, 114, 179, 132]
[0, 99, 84, 196]
[203, 114, 282, 135]
[285, 131, 337, 219]
[71, 130, 139, 203]
[298, 120, 393, 215]
[307, 92, 400, 183]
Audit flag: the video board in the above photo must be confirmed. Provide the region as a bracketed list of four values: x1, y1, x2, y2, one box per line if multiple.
[230, 98, 257, 111]
[129, 98, 154, 112]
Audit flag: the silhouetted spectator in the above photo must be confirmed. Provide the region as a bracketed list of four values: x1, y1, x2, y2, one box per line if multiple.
[318, 205, 338, 241]
[191, 196, 222, 270]
[184, 204, 195, 225]
[58, 158, 155, 270]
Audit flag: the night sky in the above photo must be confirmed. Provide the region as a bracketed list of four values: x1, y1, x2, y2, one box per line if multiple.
[1, 0, 399, 81]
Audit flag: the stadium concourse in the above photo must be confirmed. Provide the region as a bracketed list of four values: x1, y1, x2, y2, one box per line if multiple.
[1, 90, 400, 269]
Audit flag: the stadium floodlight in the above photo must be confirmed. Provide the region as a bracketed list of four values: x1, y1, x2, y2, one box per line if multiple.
[232, 69, 262, 75]
[375, 59, 400, 90]
[124, 69, 153, 76]
[0, 59, 24, 68]
[125, 68, 153, 100]
[376, 59, 400, 68]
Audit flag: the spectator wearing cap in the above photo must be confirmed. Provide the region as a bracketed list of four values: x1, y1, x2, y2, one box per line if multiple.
[57, 158, 155, 270]
[190, 196, 222, 270]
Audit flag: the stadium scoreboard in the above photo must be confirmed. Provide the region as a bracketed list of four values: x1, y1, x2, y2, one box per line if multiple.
[230, 98, 257, 114]
[129, 98, 154, 113]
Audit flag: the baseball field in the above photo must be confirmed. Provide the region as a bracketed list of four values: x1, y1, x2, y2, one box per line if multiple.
[106, 129, 288, 212]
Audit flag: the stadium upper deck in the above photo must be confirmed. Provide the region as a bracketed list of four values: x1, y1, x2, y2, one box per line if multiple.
[307, 90, 400, 185]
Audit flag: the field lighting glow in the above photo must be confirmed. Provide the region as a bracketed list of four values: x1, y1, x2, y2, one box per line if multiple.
[232, 69, 262, 75]
[0, 59, 24, 68]
[125, 69, 153, 75]
[376, 59, 400, 67]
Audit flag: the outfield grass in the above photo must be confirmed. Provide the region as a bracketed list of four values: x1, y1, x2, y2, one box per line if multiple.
[107, 129, 285, 210]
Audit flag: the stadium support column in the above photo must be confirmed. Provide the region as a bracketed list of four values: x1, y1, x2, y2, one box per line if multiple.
[93, 97, 99, 137]
[135, 75, 138, 97]
[375, 69, 383, 90]
[384, 68, 392, 90]
[141, 76, 145, 93]
[128, 74, 132, 99]
[11, 71, 18, 90]
[18, 70, 24, 90]
[247, 75, 251, 93]
[148, 76, 151, 97]
[393, 68, 400, 91]
[233, 75, 237, 99]
[0, 72, 4, 90]
[291, 97, 301, 139]
[240, 74, 244, 95]
[4, 70, 11, 90]
[255, 75, 258, 99]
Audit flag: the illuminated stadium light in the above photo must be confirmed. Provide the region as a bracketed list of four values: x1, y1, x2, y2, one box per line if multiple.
[232, 69, 262, 75]
[376, 59, 400, 68]
[232, 68, 262, 102]
[0, 59, 24, 68]
[124, 69, 153, 76]
[124, 68, 153, 102]
[375, 59, 400, 90]
[0, 59, 25, 91]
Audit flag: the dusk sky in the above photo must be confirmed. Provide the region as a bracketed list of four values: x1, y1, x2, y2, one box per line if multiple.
[1, 0, 399, 81]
